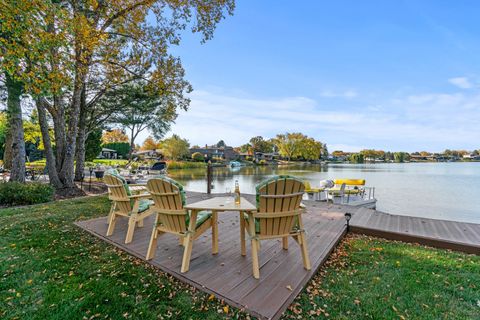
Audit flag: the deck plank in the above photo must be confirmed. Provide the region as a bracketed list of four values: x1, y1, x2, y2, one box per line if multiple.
[75, 192, 480, 319]
[350, 207, 480, 254]
[75, 193, 346, 320]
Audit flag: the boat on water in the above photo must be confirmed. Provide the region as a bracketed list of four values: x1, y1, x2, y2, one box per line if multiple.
[304, 179, 377, 209]
[229, 160, 244, 167]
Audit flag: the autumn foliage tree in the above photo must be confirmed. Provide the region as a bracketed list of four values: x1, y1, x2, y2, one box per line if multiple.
[1, 0, 235, 195]
[160, 135, 190, 160]
[273, 132, 325, 161]
[102, 129, 129, 144]
[141, 136, 161, 151]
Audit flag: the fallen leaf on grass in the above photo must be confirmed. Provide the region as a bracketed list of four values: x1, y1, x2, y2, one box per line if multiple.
[223, 306, 229, 313]
[208, 294, 214, 301]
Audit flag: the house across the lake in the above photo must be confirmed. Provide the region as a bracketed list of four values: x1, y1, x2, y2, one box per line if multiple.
[254, 152, 280, 162]
[189, 144, 239, 161]
[98, 148, 118, 159]
[463, 153, 480, 161]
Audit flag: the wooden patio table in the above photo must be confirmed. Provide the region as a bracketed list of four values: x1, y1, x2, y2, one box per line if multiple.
[182, 196, 257, 273]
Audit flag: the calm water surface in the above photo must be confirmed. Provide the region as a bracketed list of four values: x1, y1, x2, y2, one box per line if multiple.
[168, 163, 480, 224]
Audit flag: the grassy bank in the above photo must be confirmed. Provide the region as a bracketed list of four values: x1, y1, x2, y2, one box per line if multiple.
[285, 234, 480, 319]
[1, 197, 479, 319]
[167, 161, 207, 170]
[0, 196, 243, 319]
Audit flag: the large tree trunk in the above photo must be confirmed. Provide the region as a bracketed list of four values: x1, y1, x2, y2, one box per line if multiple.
[3, 126, 12, 170]
[52, 96, 66, 175]
[5, 73, 26, 182]
[57, 65, 87, 194]
[128, 126, 138, 161]
[74, 86, 87, 181]
[36, 98, 63, 189]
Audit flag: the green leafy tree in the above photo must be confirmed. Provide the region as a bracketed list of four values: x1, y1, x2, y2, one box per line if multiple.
[349, 153, 365, 163]
[298, 137, 323, 160]
[3, 0, 235, 194]
[102, 142, 130, 159]
[273, 133, 325, 161]
[102, 81, 185, 159]
[273, 132, 305, 161]
[394, 152, 408, 163]
[249, 136, 274, 153]
[191, 152, 205, 162]
[239, 143, 253, 154]
[85, 129, 103, 162]
[161, 135, 190, 160]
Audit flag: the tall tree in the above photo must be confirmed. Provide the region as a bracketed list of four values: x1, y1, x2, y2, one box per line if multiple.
[4, 74, 26, 182]
[141, 136, 161, 151]
[84, 129, 103, 162]
[102, 81, 184, 159]
[249, 136, 274, 153]
[273, 132, 305, 161]
[161, 134, 190, 160]
[3, 0, 235, 195]
[0, 112, 6, 161]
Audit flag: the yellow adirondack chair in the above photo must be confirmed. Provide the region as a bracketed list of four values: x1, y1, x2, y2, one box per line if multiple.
[104, 173, 154, 244]
[243, 176, 311, 279]
[145, 177, 215, 272]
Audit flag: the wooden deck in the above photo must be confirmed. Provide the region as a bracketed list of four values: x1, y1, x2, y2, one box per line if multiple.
[75, 193, 346, 320]
[350, 207, 480, 254]
[75, 192, 480, 319]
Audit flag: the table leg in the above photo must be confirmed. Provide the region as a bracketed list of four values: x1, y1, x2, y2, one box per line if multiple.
[248, 213, 260, 279]
[240, 211, 246, 256]
[212, 210, 219, 254]
[181, 210, 198, 273]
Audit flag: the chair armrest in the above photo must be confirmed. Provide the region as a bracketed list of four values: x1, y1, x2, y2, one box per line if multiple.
[129, 193, 152, 200]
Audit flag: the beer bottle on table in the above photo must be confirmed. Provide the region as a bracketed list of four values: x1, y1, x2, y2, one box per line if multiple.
[234, 180, 241, 204]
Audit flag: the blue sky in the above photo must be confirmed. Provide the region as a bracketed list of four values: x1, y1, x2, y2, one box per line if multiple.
[155, 0, 480, 152]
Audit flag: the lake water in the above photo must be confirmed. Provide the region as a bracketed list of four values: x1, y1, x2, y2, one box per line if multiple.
[168, 162, 480, 224]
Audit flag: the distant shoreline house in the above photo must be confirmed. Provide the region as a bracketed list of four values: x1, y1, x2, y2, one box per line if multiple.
[98, 148, 118, 159]
[463, 153, 480, 161]
[254, 152, 280, 162]
[410, 153, 460, 162]
[189, 144, 239, 161]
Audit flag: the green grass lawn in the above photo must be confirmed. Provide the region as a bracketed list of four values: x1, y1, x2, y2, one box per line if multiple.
[1, 197, 479, 320]
[0, 196, 240, 320]
[284, 235, 480, 319]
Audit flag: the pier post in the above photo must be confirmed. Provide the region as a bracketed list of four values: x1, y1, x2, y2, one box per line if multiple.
[207, 161, 212, 194]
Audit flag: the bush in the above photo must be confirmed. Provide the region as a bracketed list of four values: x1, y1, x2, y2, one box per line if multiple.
[0, 182, 54, 206]
[191, 152, 205, 162]
[102, 142, 130, 159]
[167, 161, 206, 170]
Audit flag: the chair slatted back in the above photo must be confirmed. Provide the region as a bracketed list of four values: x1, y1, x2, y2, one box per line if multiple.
[257, 177, 305, 236]
[104, 174, 131, 214]
[147, 178, 187, 233]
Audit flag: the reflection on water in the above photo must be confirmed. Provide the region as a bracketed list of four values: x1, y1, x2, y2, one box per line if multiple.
[168, 163, 480, 224]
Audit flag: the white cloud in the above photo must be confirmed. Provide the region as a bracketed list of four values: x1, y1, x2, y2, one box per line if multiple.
[448, 77, 473, 89]
[151, 86, 480, 152]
